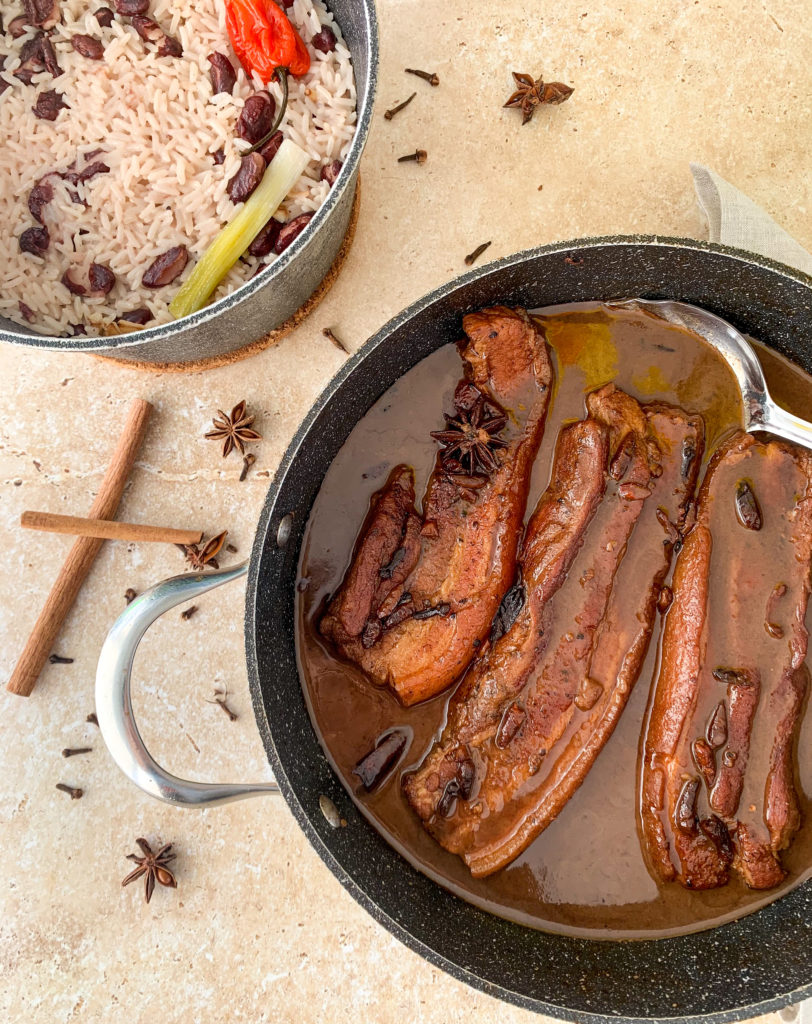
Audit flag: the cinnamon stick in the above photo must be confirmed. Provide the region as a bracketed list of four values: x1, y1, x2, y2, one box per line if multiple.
[7, 398, 153, 697]
[21, 511, 202, 546]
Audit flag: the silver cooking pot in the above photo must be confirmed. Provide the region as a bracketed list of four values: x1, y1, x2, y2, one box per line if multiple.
[0, 0, 378, 366]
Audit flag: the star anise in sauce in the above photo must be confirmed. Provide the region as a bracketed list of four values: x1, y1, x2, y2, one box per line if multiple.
[205, 400, 261, 458]
[121, 838, 177, 904]
[179, 530, 228, 570]
[504, 72, 574, 125]
[431, 383, 508, 477]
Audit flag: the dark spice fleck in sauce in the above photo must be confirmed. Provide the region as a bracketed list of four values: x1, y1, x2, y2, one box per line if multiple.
[295, 303, 812, 939]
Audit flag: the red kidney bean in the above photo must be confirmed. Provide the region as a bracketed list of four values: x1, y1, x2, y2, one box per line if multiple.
[33, 89, 69, 121]
[311, 26, 336, 53]
[118, 307, 152, 325]
[142, 245, 189, 287]
[61, 269, 86, 295]
[8, 15, 28, 36]
[16, 33, 62, 83]
[273, 213, 313, 254]
[95, 7, 115, 27]
[18, 301, 36, 322]
[61, 159, 110, 186]
[248, 218, 281, 257]
[19, 226, 50, 256]
[72, 34, 104, 59]
[28, 179, 54, 222]
[320, 160, 342, 185]
[88, 263, 116, 295]
[259, 131, 284, 164]
[227, 153, 266, 203]
[157, 31, 181, 57]
[23, 0, 60, 30]
[131, 15, 181, 57]
[236, 91, 275, 144]
[114, 0, 148, 13]
[207, 52, 236, 95]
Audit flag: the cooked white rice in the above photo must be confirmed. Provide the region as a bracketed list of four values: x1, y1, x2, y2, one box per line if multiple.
[0, 0, 356, 335]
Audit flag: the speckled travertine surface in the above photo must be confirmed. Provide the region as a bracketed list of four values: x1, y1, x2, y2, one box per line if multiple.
[2, 1, 812, 1021]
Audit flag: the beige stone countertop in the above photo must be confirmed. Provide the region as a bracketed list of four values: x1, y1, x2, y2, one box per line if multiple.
[2, 0, 812, 1020]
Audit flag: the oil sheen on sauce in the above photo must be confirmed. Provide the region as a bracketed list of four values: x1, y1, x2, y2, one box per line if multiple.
[295, 303, 812, 939]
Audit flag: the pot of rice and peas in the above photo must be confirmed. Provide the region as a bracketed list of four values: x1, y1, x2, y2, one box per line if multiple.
[0, 0, 377, 366]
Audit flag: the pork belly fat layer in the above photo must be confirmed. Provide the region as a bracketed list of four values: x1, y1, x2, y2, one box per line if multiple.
[405, 385, 703, 877]
[641, 433, 812, 891]
[319, 307, 552, 706]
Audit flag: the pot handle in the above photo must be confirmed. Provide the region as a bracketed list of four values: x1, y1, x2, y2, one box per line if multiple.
[95, 561, 280, 807]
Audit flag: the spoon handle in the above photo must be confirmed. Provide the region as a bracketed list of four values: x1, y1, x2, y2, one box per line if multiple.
[753, 398, 812, 452]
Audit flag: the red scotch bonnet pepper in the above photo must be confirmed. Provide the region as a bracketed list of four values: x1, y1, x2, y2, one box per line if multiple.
[225, 0, 311, 151]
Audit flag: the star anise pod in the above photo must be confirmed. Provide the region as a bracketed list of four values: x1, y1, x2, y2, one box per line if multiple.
[431, 386, 508, 476]
[178, 530, 228, 570]
[122, 837, 177, 904]
[504, 72, 574, 125]
[205, 400, 261, 458]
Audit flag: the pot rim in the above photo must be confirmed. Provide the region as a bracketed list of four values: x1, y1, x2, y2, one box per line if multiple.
[0, 0, 379, 354]
[245, 235, 812, 1024]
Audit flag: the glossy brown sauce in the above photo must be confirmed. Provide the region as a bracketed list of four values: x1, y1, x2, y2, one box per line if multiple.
[295, 303, 812, 939]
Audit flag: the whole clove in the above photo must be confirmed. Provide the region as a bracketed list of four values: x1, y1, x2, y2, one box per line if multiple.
[405, 68, 439, 86]
[180, 605, 198, 620]
[49, 653, 74, 664]
[464, 241, 491, 266]
[62, 747, 92, 758]
[208, 688, 237, 721]
[87, 712, 99, 726]
[56, 783, 83, 799]
[397, 149, 427, 164]
[124, 587, 137, 604]
[384, 92, 416, 120]
[323, 327, 348, 354]
[239, 452, 256, 481]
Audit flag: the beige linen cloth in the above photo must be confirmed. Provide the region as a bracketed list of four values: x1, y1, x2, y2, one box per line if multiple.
[691, 163, 812, 276]
[691, 163, 812, 1023]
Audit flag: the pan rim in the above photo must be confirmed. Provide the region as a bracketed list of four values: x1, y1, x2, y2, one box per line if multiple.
[245, 234, 812, 1023]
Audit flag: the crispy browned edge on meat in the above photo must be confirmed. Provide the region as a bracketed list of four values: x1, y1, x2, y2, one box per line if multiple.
[319, 307, 552, 706]
[641, 432, 812, 890]
[404, 385, 703, 876]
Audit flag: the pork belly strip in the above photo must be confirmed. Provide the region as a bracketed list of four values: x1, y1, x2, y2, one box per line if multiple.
[641, 432, 812, 891]
[319, 307, 552, 706]
[404, 385, 703, 876]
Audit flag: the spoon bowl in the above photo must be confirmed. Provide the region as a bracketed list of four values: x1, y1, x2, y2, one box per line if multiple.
[612, 298, 812, 451]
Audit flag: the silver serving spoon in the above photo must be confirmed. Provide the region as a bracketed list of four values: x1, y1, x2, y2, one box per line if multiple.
[612, 298, 812, 452]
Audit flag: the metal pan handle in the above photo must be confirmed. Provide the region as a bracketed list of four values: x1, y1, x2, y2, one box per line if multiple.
[95, 561, 280, 807]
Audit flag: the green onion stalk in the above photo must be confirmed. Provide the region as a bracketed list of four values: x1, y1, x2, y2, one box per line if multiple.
[169, 137, 309, 320]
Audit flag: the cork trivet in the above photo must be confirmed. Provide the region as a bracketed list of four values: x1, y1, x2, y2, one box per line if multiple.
[95, 181, 361, 374]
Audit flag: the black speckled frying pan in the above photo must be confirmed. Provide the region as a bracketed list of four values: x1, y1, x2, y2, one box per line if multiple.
[96, 236, 812, 1023]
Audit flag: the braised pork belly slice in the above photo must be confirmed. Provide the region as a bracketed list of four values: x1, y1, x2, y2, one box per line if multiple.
[319, 307, 553, 706]
[641, 432, 812, 890]
[404, 384, 703, 876]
